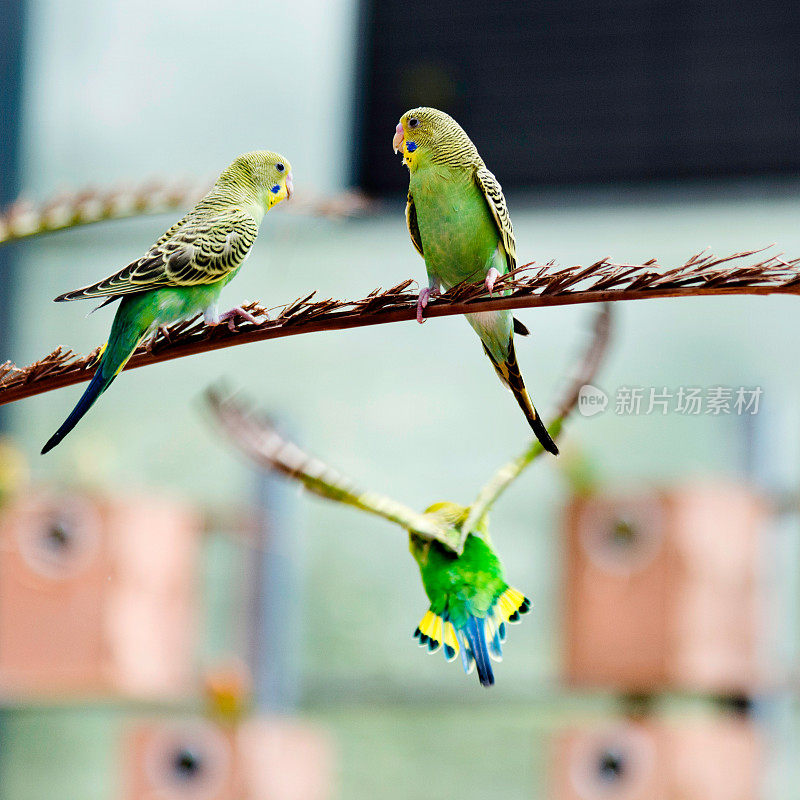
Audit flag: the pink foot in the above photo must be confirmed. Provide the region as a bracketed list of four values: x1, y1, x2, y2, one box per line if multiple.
[146, 325, 171, 353]
[217, 306, 259, 332]
[485, 267, 501, 294]
[416, 287, 439, 324]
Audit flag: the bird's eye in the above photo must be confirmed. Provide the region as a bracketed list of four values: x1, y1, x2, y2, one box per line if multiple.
[276, 163, 285, 172]
[408, 117, 419, 129]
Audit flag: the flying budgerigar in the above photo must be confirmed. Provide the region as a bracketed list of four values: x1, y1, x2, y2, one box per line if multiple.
[41, 151, 293, 454]
[393, 107, 558, 455]
[207, 391, 531, 687]
[410, 501, 531, 687]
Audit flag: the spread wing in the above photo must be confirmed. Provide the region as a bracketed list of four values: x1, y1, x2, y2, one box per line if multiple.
[205, 389, 453, 544]
[474, 166, 516, 270]
[55, 210, 258, 301]
[405, 191, 424, 257]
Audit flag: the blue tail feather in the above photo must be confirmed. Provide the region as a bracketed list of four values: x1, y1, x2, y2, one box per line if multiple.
[42, 293, 153, 454]
[464, 615, 494, 688]
[457, 630, 473, 676]
[489, 627, 503, 661]
[41, 365, 113, 454]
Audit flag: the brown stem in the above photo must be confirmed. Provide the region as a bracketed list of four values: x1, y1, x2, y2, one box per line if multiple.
[0, 183, 376, 246]
[0, 247, 796, 407]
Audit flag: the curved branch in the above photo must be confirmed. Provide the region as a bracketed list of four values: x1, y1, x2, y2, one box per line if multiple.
[0, 182, 376, 246]
[0, 247, 796, 407]
[0, 181, 208, 245]
[461, 304, 612, 535]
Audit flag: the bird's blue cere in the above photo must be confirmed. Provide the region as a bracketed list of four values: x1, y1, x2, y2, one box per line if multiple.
[270, 185, 281, 194]
[406, 141, 417, 152]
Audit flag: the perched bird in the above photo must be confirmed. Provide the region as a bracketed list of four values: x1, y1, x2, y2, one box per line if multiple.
[206, 390, 532, 687]
[41, 151, 293, 454]
[410, 502, 530, 687]
[393, 107, 558, 454]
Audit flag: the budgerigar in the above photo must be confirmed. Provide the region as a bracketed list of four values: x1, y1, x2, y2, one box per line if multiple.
[41, 151, 293, 454]
[410, 502, 530, 687]
[207, 391, 531, 687]
[393, 107, 558, 454]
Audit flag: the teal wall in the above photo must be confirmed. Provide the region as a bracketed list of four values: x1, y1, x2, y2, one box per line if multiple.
[3, 1, 800, 798]
[5, 189, 800, 799]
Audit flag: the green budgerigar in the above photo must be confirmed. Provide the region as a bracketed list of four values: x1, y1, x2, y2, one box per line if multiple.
[42, 151, 293, 454]
[207, 391, 531, 687]
[410, 501, 530, 687]
[393, 107, 558, 455]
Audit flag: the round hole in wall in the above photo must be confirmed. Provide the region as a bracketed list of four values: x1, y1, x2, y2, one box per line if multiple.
[578, 497, 664, 576]
[144, 722, 230, 799]
[15, 495, 102, 580]
[596, 747, 626, 783]
[569, 725, 655, 799]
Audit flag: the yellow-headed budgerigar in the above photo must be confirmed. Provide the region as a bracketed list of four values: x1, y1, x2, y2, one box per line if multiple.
[207, 390, 532, 687]
[393, 107, 558, 454]
[41, 151, 293, 454]
[409, 501, 531, 687]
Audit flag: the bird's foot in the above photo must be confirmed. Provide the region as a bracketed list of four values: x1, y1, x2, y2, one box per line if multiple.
[146, 325, 171, 354]
[216, 306, 259, 332]
[484, 267, 501, 295]
[416, 287, 439, 324]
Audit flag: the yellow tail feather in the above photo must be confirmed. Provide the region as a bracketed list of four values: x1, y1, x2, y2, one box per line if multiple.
[493, 587, 531, 627]
[414, 610, 460, 662]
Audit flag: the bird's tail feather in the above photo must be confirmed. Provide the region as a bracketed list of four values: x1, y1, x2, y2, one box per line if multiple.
[482, 336, 559, 455]
[41, 312, 149, 454]
[413, 587, 531, 687]
[40, 366, 115, 454]
[464, 615, 494, 687]
[414, 609, 460, 663]
[513, 317, 530, 336]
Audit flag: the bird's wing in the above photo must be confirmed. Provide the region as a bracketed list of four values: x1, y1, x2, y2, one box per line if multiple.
[55, 210, 258, 301]
[405, 191, 424, 257]
[474, 166, 516, 270]
[462, 421, 564, 536]
[205, 390, 452, 543]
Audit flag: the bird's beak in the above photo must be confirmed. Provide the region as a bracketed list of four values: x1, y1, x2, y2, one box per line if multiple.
[285, 170, 294, 200]
[392, 122, 405, 154]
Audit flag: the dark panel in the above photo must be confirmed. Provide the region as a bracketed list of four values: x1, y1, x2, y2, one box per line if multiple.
[355, 1, 800, 192]
[0, 0, 25, 431]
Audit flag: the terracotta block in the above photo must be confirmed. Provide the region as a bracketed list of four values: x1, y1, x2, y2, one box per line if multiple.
[563, 485, 769, 693]
[0, 488, 199, 699]
[550, 717, 762, 800]
[123, 720, 236, 800]
[122, 717, 334, 800]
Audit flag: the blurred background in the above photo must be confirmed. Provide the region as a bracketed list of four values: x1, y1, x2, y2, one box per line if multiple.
[1, 1, 800, 798]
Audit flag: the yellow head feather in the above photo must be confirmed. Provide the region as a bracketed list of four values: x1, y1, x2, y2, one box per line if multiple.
[394, 107, 480, 170]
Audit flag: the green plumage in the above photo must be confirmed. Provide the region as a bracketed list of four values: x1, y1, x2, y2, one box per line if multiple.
[42, 151, 293, 454]
[410, 504, 504, 626]
[206, 391, 536, 688]
[409, 501, 530, 687]
[395, 107, 558, 454]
